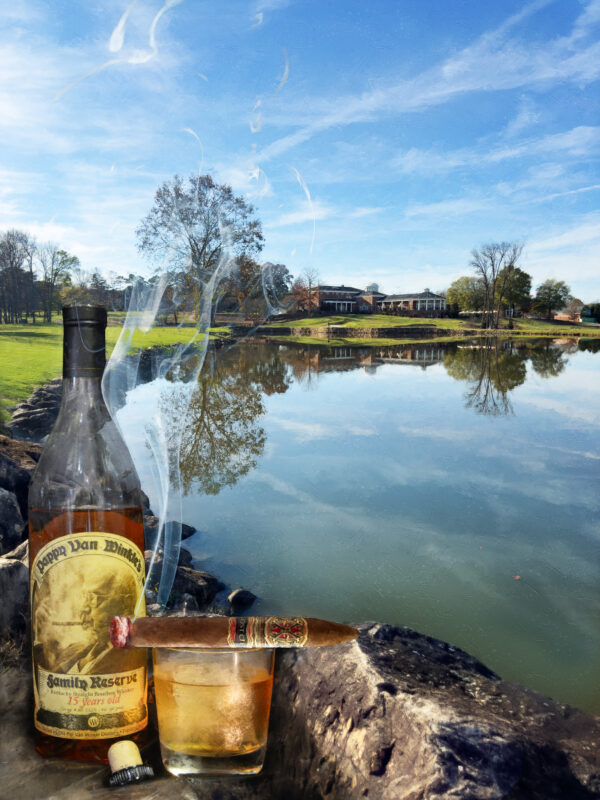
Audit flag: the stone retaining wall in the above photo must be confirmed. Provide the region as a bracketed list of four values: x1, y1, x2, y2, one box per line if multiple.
[257, 325, 454, 339]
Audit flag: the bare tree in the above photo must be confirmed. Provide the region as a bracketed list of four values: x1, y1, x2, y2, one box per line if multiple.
[562, 297, 583, 321]
[291, 267, 320, 314]
[136, 174, 264, 316]
[21, 233, 38, 323]
[470, 242, 524, 329]
[0, 230, 31, 323]
[38, 244, 80, 322]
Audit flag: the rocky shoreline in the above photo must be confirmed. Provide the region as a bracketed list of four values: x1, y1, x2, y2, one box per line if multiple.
[1, 381, 599, 799]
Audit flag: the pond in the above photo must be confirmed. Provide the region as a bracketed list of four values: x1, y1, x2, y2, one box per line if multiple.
[125, 337, 600, 714]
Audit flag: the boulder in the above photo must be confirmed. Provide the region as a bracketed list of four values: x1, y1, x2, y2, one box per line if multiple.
[264, 622, 600, 799]
[180, 522, 196, 540]
[228, 587, 257, 612]
[6, 379, 62, 443]
[144, 516, 197, 551]
[203, 587, 232, 616]
[0, 434, 42, 519]
[144, 550, 224, 612]
[0, 487, 25, 554]
[4, 539, 29, 565]
[171, 566, 223, 608]
[0, 557, 28, 636]
[0, 623, 598, 799]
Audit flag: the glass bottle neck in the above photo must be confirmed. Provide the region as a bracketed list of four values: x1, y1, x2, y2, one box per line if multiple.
[59, 376, 110, 421]
[61, 374, 104, 396]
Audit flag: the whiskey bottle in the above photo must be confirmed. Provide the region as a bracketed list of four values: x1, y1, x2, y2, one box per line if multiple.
[28, 305, 148, 762]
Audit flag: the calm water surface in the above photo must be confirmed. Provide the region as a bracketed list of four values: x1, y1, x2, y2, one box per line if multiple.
[132, 339, 600, 714]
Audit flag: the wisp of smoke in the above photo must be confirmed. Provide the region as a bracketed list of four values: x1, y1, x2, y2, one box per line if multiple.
[102, 231, 290, 613]
[54, 0, 184, 101]
[291, 166, 316, 254]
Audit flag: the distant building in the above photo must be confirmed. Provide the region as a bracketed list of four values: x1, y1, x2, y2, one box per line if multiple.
[313, 285, 386, 314]
[308, 284, 446, 316]
[379, 289, 446, 315]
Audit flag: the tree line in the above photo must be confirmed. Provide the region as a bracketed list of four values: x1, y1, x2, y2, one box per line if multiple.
[0, 174, 297, 325]
[0, 229, 139, 324]
[444, 241, 592, 327]
[2, 176, 597, 327]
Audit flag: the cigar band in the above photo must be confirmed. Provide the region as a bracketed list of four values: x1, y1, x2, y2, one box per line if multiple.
[227, 617, 308, 647]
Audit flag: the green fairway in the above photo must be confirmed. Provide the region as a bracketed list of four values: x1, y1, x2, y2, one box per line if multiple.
[264, 313, 600, 337]
[266, 314, 466, 329]
[0, 321, 229, 422]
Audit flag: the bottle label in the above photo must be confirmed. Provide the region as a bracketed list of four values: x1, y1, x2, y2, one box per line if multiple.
[30, 532, 148, 739]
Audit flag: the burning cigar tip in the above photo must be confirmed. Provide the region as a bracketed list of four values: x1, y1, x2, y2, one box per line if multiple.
[109, 615, 132, 648]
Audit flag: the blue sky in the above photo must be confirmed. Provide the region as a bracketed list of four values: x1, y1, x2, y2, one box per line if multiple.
[1, 0, 599, 299]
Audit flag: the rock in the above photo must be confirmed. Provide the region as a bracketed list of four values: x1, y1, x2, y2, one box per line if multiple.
[228, 587, 257, 612]
[144, 546, 193, 570]
[6, 379, 62, 443]
[140, 490, 151, 510]
[177, 593, 200, 615]
[180, 522, 196, 540]
[0, 487, 25, 554]
[177, 547, 193, 567]
[0, 623, 599, 799]
[143, 513, 160, 548]
[204, 588, 234, 616]
[171, 566, 223, 609]
[144, 516, 197, 550]
[144, 551, 224, 612]
[0, 557, 28, 636]
[265, 622, 600, 799]
[4, 539, 29, 565]
[0, 434, 42, 519]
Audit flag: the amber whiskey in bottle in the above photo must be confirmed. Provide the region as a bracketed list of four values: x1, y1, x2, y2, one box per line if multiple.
[28, 305, 148, 762]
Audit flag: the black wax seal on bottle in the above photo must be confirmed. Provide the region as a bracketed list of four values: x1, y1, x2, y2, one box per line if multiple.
[62, 304, 107, 378]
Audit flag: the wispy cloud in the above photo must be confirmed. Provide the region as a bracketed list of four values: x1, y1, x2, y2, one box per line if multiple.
[404, 197, 489, 219]
[504, 95, 542, 138]
[348, 206, 383, 218]
[268, 199, 334, 227]
[394, 126, 600, 175]
[525, 213, 600, 287]
[269, 414, 378, 441]
[256, 2, 600, 164]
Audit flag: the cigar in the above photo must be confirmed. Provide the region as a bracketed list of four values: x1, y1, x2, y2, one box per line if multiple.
[110, 615, 358, 649]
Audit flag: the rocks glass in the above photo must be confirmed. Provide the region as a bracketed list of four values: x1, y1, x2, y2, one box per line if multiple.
[152, 647, 275, 776]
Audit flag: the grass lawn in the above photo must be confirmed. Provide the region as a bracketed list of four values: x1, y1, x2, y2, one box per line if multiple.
[267, 314, 467, 329]
[264, 313, 600, 337]
[505, 318, 600, 336]
[0, 321, 229, 420]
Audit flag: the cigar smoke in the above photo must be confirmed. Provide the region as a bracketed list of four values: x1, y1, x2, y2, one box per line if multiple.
[76, 0, 315, 615]
[102, 229, 290, 613]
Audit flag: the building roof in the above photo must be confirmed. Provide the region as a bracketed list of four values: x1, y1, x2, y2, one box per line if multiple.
[382, 290, 445, 301]
[317, 285, 363, 294]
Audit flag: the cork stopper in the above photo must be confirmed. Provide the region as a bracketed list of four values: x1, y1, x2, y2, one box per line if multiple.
[107, 741, 154, 787]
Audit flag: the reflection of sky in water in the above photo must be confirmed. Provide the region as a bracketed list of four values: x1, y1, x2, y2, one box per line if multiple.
[172, 346, 600, 713]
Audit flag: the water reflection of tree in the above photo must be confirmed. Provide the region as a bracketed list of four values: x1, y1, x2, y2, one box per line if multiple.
[528, 341, 568, 378]
[278, 345, 321, 388]
[444, 341, 527, 416]
[579, 339, 600, 354]
[178, 344, 290, 495]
